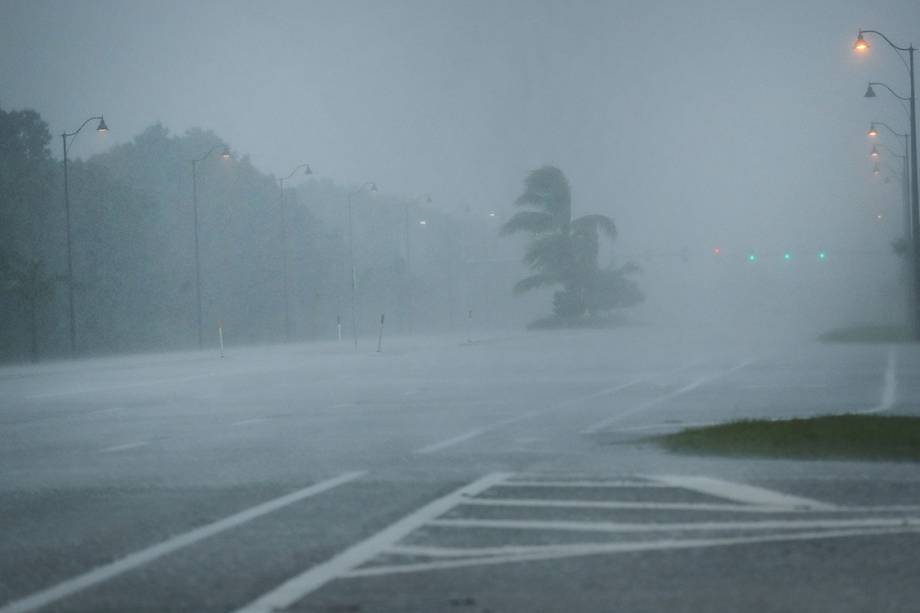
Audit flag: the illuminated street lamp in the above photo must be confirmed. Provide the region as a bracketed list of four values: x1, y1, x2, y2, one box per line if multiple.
[277, 163, 313, 341]
[190, 145, 233, 349]
[61, 115, 108, 357]
[868, 123, 879, 137]
[856, 28, 919, 335]
[853, 32, 870, 52]
[870, 144, 880, 158]
[346, 181, 378, 349]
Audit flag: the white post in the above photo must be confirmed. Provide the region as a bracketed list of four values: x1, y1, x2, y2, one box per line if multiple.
[218, 322, 225, 358]
[337, 315, 342, 341]
[467, 308, 473, 344]
[377, 313, 385, 353]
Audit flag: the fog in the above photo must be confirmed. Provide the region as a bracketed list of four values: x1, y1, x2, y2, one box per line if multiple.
[5, 5, 920, 610]
[3, 0, 920, 360]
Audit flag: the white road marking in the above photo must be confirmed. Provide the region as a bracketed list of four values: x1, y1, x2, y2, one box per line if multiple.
[413, 415, 540, 454]
[231, 418, 267, 427]
[652, 475, 836, 510]
[413, 378, 646, 454]
[496, 479, 668, 489]
[427, 516, 919, 533]
[346, 526, 920, 578]
[467, 497, 920, 514]
[460, 498, 818, 513]
[26, 373, 219, 399]
[99, 441, 149, 453]
[861, 346, 897, 414]
[231, 473, 511, 613]
[605, 421, 716, 433]
[0, 472, 365, 613]
[581, 360, 753, 435]
[740, 384, 828, 390]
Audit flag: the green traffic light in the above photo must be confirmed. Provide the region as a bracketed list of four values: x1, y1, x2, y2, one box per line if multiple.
[783, 252, 791, 261]
[747, 254, 757, 262]
[818, 251, 827, 260]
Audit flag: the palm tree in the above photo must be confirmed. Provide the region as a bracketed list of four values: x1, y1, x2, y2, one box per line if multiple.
[502, 166, 619, 320]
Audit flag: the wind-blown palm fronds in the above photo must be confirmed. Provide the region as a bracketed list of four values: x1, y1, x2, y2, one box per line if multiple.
[501, 166, 639, 322]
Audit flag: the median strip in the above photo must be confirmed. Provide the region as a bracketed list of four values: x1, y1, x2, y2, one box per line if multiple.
[657, 415, 920, 462]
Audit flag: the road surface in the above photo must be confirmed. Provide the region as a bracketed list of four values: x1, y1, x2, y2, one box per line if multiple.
[1, 325, 918, 612]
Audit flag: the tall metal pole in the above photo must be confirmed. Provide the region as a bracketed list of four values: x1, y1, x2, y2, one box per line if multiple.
[859, 31, 920, 337]
[344, 182, 376, 349]
[189, 145, 231, 350]
[909, 47, 920, 336]
[59, 115, 105, 358]
[347, 191, 358, 349]
[61, 133, 76, 358]
[404, 201, 412, 334]
[278, 179, 291, 341]
[191, 160, 204, 350]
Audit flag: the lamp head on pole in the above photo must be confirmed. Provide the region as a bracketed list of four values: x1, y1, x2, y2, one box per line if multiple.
[96, 117, 108, 132]
[864, 83, 877, 98]
[853, 32, 870, 52]
[871, 145, 880, 158]
[304, 164, 313, 176]
[873, 163, 881, 176]
[369, 182, 378, 193]
[221, 148, 232, 160]
[867, 123, 878, 137]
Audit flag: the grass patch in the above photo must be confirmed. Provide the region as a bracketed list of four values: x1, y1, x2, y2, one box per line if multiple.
[818, 324, 913, 343]
[657, 414, 920, 462]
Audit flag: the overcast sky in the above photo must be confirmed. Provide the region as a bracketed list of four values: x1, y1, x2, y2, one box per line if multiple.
[3, 0, 919, 258]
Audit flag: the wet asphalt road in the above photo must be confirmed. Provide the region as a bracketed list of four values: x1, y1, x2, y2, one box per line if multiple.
[1, 326, 919, 612]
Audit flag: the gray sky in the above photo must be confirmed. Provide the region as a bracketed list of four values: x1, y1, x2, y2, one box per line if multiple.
[2, 0, 918, 258]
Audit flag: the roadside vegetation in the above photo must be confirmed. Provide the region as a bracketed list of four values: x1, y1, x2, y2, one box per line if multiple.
[501, 166, 643, 329]
[657, 414, 920, 462]
[818, 324, 913, 343]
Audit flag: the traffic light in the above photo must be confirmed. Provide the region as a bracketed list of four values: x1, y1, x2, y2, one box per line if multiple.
[747, 253, 757, 262]
[783, 252, 792, 261]
[817, 251, 827, 261]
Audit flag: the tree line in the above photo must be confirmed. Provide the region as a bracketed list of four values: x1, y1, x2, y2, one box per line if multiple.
[0, 106, 519, 363]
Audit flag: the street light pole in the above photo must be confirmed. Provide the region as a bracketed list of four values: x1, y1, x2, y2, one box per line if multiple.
[869, 121, 913, 320]
[190, 145, 231, 350]
[346, 182, 377, 349]
[278, 164, 313, 342]
[404, 194, 431, 335]
[857, 30, 920, 336]
[61, 115, 107, 358]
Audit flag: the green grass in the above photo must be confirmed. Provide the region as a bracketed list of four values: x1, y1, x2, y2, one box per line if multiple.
[818, 324, 913, 343]
[657, 414, 920, 462]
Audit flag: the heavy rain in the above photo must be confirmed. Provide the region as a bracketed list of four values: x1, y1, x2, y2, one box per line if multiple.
[1, 1, 919, 612]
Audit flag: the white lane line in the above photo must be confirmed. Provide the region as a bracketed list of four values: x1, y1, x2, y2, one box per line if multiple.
[581, 360, 753, 435]
[651, 475, 836, 510]
[413, 414, 540, 454]
[460, 498, 815, 513]
[99, 441, 149, 453]
[231, 418, 268, 427]
[25, 373, 219, 399]
[427, 516, 919, 533]
[413, 378, 646, 455]
[346, 526, 920, 578]
[0, 472, 365, 613]
[605, 421, 716, 433]
[861, 346, 897, 414]
[232, 473, 511, 613]
[497, 480, 667, 489]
